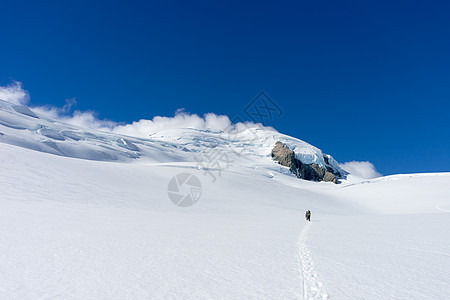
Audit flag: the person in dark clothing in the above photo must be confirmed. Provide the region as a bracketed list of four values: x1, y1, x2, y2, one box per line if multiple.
[305, 210, 311, 221]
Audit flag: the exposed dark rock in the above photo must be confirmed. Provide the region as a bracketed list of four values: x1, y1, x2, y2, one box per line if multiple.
[323, 171, 337, 184]
[271, 141, 299, 174]
[300, 163, 324, 181]
[271, 141, 338, 183]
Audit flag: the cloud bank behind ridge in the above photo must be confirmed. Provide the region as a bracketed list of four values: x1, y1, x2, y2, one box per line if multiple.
[340, 161, 382, 179]
[0, 81, 29, 105]
[0, 81, 267, 137]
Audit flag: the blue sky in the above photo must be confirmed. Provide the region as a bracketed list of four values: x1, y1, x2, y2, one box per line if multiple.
[1, 0, 449, 175]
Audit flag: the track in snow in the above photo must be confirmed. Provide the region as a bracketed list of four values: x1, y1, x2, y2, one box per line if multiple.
[298, 222, 329, 300]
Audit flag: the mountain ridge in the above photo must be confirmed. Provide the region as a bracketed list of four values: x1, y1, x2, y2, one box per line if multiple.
[0, 98, 344, 180]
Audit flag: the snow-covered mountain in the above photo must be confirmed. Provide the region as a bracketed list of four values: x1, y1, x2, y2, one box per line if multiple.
[1, 99, 449, 299]
[0, 99, 344, 180]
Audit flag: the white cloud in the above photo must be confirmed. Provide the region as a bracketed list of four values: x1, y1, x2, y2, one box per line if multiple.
[0, 81, 30, 105]
[0, 82, 114, 131]
[34, 103, 267, 136]
[62, 110, 117, 131]
[0, 81, 272, 135]
[340, 161, 382, 179]
[62, 97, 77, 113]
[32, 105, 117, 131]
[112, 110, 235, 138]
[111, 110, 276, 138]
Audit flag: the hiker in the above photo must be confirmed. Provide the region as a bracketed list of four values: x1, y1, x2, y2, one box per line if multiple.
[305, 210, 311, 221]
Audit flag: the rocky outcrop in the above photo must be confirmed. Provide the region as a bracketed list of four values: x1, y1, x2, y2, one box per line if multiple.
[323, 171, 337, 183]
[271, 141, 299, 171]
[271, 141, 338, 183]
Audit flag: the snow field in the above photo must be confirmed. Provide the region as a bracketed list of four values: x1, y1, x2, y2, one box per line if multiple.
[1, 99, 450, 299]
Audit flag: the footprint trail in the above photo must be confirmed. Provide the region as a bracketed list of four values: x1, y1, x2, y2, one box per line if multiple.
[298, 223, 329, 300]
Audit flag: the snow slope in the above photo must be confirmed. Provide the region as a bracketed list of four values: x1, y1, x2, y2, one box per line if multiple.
[1, 100, 449, 299]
